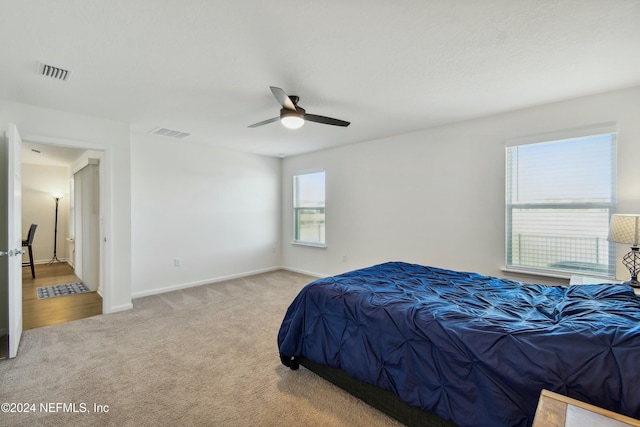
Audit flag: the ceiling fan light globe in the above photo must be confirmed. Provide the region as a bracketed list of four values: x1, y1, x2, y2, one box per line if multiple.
[281, 115, 304, 129]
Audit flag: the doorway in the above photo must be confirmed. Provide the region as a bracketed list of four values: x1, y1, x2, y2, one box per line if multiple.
[22, 263, 102, 329]
[21, 141, 103, 329]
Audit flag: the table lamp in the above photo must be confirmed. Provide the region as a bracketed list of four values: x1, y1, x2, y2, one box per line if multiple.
[607, 214, 640, 287]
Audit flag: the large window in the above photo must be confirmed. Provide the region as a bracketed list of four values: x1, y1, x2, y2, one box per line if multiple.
[293, 171, 325, 245]
[506, 130, 617, 277]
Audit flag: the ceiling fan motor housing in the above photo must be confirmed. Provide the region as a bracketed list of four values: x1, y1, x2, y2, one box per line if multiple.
[280, 106, 305, 119]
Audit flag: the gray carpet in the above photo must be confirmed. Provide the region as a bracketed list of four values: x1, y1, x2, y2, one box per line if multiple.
[0, 270, 401, 427]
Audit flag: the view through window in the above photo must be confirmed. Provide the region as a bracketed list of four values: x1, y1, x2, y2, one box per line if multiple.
[506, 132, 617, 276]
[293, 171, 325, 245]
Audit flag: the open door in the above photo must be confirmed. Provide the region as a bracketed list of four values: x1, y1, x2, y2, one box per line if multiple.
[6, 123, 23, 358]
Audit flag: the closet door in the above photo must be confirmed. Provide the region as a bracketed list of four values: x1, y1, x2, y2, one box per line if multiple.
[74, 162, 100, 292]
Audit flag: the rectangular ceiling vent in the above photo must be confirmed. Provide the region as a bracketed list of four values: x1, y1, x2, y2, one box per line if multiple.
[38, 62, 71, 81]
[150, 127, 191, 139]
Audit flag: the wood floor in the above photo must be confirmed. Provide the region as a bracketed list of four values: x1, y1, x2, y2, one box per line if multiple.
[23, 262, 102, 330]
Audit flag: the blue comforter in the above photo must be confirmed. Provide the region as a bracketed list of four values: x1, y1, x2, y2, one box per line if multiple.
[277, 262, 640, 427]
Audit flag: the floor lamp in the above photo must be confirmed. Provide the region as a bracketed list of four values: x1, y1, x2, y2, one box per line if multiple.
[49, 193, 63, 264]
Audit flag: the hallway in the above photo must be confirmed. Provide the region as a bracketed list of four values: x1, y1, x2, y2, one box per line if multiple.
[22, 262, 102, 330]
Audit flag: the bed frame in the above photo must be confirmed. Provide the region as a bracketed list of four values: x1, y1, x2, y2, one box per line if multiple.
[298, 357, 457, 427]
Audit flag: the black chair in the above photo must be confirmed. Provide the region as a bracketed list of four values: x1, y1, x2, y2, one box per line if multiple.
[22, 224, 38, 278]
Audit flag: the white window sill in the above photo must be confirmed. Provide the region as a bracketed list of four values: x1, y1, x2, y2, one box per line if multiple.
[568, 275, 621, 285]
[291, 241, 327, 248]
[501, 266, 616, 282]
[502, 266, 573, 280]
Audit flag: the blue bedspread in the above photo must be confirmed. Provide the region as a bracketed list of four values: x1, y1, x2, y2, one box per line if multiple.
[277, 262, 640, 427]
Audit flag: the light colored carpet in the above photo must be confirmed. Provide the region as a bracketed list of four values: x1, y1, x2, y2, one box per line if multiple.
[0, 270, 401, 426]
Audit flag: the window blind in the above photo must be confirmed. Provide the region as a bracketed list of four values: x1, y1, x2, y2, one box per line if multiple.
[506, 132, 617, 277]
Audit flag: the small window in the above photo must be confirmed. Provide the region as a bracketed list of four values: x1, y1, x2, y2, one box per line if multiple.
[506, 131, 617, 277]
[293, 171, 325, 245]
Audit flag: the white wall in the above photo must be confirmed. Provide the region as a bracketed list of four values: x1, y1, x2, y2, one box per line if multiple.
[0, 99, 132, 313]
[282, 86, 640, 283]
[130, 134, 281, 297]
[3, 85, 638, 312]
[21, 163, 70, 264]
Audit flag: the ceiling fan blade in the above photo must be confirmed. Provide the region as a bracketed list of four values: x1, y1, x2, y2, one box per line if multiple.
[304, 114, 350, 127]
[270, 86, 297, 111]
[248, 117, 279, 128]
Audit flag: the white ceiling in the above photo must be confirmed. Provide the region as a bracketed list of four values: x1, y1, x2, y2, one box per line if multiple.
[2, 0, 639, 158]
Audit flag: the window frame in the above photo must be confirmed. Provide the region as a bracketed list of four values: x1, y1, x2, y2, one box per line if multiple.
[504, 124, 617, 278]
[292, 170, 326, 247]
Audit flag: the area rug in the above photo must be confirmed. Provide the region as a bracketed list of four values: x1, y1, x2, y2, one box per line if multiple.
[37, 282, 90, 300]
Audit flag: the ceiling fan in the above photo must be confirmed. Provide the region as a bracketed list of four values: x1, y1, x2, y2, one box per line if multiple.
[248, 86, 350, 129]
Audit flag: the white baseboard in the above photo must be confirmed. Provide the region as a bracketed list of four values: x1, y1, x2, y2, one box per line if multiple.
[33, 258, 70, 265]
[108, 302, 134, 313]
[131, 266, 284, 299]
[281, 266, 325, 278]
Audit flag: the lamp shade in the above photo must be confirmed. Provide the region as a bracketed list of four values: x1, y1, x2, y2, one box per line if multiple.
[280, 109, 304, 129]
[608, 214, 640, 246]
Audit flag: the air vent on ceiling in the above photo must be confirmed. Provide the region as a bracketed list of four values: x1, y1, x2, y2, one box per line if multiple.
[38, 62, 71, 81]
[150, 127, 191, 139]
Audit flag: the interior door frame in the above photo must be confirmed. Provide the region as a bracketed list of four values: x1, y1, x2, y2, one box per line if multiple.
[21, 132, 113, 315]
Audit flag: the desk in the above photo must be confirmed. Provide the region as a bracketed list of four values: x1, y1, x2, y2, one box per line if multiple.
[532, 390, 640, 427]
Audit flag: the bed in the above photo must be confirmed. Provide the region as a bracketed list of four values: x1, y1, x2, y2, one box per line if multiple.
[277, 261, 640, 427]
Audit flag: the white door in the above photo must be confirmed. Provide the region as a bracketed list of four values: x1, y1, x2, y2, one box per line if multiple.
[6, 123, 23, 358]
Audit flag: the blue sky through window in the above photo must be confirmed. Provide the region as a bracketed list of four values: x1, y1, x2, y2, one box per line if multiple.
[509, 134, 614, 204]
[294, 171, 325, 207]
